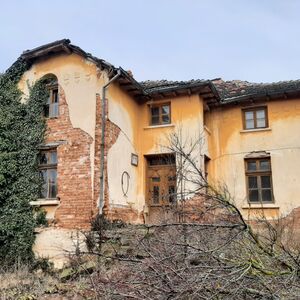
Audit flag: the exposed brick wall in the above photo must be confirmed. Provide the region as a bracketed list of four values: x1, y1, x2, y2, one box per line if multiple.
[47, 89, 142, 228]
[46, 86, 94, 229]
[93, 94, 143, 224]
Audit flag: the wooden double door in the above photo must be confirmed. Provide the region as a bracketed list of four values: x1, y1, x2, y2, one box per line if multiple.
[147, 155, 176, 206]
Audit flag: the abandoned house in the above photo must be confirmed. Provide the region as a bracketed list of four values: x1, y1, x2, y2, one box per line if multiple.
[9, 39, 300, 264]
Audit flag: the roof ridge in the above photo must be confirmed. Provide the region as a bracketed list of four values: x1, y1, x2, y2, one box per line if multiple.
[22, 39, 70, 55]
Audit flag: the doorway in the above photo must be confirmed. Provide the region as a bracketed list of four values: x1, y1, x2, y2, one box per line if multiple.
[146, 154, 176, 223]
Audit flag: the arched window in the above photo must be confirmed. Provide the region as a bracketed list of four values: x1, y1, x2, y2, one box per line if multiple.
[41, 74, 59, 118]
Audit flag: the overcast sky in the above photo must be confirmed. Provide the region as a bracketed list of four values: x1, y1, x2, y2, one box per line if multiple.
[1, 0, 300, 83]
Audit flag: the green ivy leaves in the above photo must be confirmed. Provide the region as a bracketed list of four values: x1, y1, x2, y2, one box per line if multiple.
[0, 59, 48, 266]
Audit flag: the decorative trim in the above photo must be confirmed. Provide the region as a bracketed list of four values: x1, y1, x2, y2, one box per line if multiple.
[244, 151, 270, 159]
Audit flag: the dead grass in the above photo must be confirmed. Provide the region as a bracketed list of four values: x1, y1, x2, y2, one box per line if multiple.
[0, 264, 94, 300]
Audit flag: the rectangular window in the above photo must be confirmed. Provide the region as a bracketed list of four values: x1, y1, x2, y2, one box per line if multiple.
[150, 103, 171, 126]
[245, 158, 273, 203]
[39, 149, 57, 199]
[243, 107, 268, 130]
[44, 86, 59, 118]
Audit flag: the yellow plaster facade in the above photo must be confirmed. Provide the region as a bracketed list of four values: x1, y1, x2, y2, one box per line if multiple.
[15, 40, 300, 227]
[206, 99, 300, 219]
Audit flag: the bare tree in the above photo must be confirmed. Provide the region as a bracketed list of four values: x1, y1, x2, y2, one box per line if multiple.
[76, 130, 300, 299]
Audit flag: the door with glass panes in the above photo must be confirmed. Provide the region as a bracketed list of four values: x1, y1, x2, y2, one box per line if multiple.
[147, 155, 176, 206]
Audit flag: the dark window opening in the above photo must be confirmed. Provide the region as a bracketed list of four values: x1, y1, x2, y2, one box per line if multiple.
[148, 154, 175, 166]
[204, 155, 210, 181]
[39, 149, 57, 199]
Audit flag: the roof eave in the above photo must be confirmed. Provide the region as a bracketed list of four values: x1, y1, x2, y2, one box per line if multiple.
[21, 39, 71, 61]
[145, 81, 220, 103]
[219, 88, 300, 106]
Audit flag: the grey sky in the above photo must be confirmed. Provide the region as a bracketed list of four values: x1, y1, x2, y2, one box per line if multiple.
[1, 0, 299, 83]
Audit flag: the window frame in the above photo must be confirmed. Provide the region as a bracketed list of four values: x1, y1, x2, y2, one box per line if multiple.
[245, 157, 274, 204]
[38, 149, 58, 199]
[242, 106, 268, 130]
[149, 102, 171, 126]
[44, 83, 59, 118]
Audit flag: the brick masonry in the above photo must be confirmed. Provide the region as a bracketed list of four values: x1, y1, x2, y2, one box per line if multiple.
[46, 86, 94, 229]
[47, 89, 142, 229]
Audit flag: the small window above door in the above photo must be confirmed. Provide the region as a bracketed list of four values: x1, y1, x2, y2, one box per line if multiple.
[147, 154, 175, 166]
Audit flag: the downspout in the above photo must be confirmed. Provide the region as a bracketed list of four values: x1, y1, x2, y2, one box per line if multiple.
[99, 69, 122, 214]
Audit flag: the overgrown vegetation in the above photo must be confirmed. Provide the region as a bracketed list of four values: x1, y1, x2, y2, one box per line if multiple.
[1, 62, 300, 299]
[61, 131, 300, 299]
[0, 59, 48, 266]
[73, 205, 300, 299]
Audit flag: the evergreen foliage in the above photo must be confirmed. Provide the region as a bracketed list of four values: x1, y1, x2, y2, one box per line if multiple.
[0, 59, 48, 265]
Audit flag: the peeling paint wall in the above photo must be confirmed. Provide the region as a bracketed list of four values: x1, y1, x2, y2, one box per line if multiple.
[207, 99, 300, 219]
[140, 94, 205, 198]
[19, 53, 105, 228]
[18, 50, 300, 227]
[106, 83, 141, 213]
[19, 53, 101, 191]
[106, 88, 206, 217]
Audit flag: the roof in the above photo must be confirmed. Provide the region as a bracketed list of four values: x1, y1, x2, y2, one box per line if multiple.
[19, 39, 218, 103]
[17, 39, 300, 106]
[21, 38, 115, 73]
[139, 79, 219, 102]
[213, 79, 300, 104]
[140, 79, 208, 92]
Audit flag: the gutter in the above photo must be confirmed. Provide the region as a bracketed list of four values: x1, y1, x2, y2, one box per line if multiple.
[99, 69, 122, 214]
